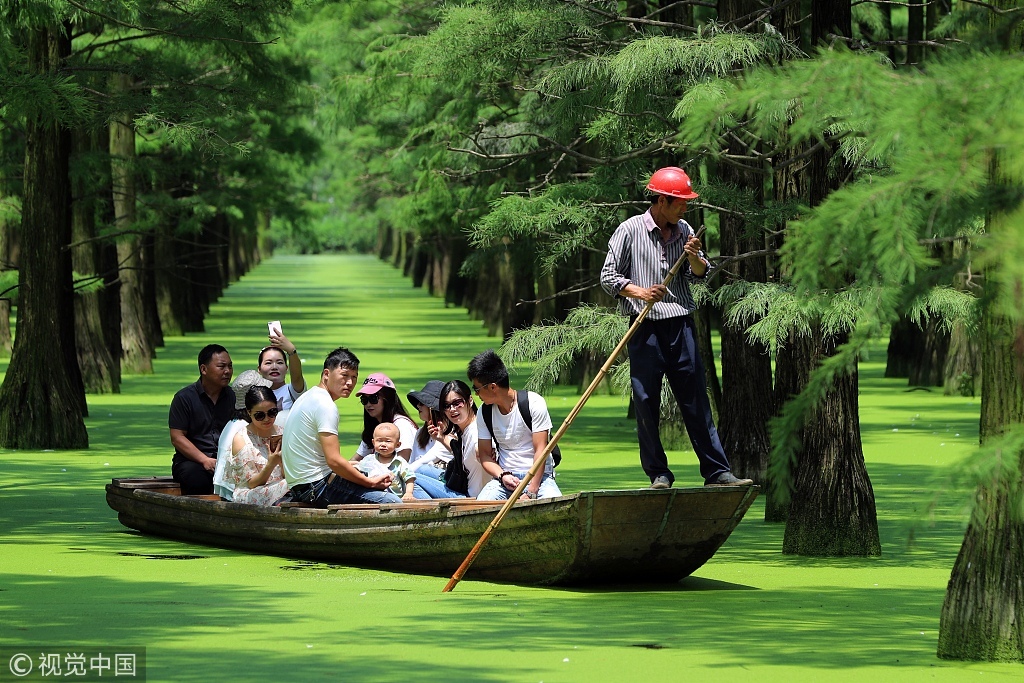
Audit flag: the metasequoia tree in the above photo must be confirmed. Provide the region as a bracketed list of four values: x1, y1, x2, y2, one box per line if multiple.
[702, 36, 1023, 658]
[0, 0, 312, 446]
[109, 72, 152, 374]
[0, 16, 88, 447]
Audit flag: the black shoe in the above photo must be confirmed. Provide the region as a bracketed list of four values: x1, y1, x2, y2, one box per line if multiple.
[649, 475, 672, 490]
[705, 472, 754, 487]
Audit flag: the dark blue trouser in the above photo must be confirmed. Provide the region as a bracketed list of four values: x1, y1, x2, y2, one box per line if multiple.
[627, 315, 731, 484]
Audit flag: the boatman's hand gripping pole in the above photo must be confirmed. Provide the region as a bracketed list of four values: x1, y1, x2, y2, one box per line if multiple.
[442, 227, 705, 592]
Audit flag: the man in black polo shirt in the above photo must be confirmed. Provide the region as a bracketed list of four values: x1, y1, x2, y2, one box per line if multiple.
[169, 344, 235, 495]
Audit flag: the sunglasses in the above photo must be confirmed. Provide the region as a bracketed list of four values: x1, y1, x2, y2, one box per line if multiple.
[251, 408, 280, 422]
[444, 398, 466, 412]
[359, 394, 381, 406]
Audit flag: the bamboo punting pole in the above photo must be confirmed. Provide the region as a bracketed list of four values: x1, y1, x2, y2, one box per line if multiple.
[442, 228, 704, 592]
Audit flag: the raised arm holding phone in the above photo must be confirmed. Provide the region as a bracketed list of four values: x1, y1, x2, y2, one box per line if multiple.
[259, 320, 306, 410]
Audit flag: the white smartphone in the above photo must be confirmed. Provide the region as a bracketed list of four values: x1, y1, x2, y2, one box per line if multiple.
[268, 320, 283, 337]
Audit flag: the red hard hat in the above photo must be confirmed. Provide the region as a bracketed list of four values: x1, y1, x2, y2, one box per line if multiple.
[646, 166, 699, 200]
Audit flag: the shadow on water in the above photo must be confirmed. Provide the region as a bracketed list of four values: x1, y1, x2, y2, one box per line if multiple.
[0, 571, 958, 676]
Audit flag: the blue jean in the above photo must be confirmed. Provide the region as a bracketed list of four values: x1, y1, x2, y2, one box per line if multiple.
[414, 473, 468, 499]
[302, 474, 402, 506]
[412, 463, 446, 481]
[477, 471, 561, 501]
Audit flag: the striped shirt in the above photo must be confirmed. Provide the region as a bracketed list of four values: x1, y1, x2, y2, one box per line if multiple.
[599, 209, 709, 320]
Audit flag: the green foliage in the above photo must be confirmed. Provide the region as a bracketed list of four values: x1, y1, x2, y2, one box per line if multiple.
[473, 180, 616, 272]
[500, 304, 627, 392]
[0, 0, 319, 257]
[719, 280, 900, 355]
[0, 268, 17, 302]
[683, 33, 1024, 522]
[0, 72, 94, 127]
[907, 286, 979, 335]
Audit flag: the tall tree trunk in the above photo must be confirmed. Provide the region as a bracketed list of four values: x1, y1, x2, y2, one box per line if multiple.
[938, 153, 1023, 659]
[72, 128, 119, 393]
[782, 238, 880, 550]
[765, 24, 804, 518]
[908, 314, 949, 386]
[782, 329, 881, 554]
[141, 231, 163, 349]
[886, 315, 950, 385]
[0, 23, 88, 448]
[111, 74, 154, 374]
[692, 306, 722, 419]
[715, 0, 774, 485]
[155, 224, 206, 335]
[907, 0, 925, 65]
[0, 163, 14, 357]
[779, 0, 880, 554]
[197, 214, 228, 308]
[943, 322, 981, 396]
[937, 307, 1024, 660]
[885, 316, 918, 378]
[772, 329, 810, 523]
[813, 0, 852, 44]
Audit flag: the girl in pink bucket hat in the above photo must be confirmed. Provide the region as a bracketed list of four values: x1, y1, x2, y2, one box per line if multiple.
[352, 372, 418, 463]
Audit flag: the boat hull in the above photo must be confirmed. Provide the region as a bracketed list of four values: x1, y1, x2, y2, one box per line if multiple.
[106, 477, 757, 585]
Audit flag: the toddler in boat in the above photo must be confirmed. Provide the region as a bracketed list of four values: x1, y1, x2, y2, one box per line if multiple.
[355, 423, 422, 502]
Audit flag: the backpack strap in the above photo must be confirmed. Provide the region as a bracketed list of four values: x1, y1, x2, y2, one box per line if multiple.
[482, 403, 498, 453]
[516, 390, 532, 431]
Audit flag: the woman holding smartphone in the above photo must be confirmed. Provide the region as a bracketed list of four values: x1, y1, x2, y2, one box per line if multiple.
[259, 321, 306, 410]
[222, 383, 289, 506]
[410, 380, 479, 499]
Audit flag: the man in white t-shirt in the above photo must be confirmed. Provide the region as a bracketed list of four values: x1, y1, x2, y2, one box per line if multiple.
[282, 347, 401, 506]
[469, 349, 562, 501]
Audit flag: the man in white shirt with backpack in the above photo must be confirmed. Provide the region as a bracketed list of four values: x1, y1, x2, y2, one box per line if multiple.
[469, 349, 562, 501]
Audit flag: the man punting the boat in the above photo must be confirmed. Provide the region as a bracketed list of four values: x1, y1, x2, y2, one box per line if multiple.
[599, 166, 753, 490]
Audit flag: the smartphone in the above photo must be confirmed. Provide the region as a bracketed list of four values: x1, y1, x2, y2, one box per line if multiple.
[268, 434, 283, 452]
[268, 320, 283, 337]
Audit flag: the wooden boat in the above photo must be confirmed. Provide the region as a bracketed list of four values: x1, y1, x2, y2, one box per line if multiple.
[106, 476, 758, 586]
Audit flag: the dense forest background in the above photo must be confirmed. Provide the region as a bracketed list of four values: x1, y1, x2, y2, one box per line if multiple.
[1, 0, 1022, 662]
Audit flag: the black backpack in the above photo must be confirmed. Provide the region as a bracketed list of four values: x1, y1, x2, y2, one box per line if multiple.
[442, 436, 470, 496]
[481, 391, 561, 468]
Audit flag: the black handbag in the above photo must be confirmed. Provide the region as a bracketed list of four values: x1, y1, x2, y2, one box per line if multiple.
[443, 436, 470, 496]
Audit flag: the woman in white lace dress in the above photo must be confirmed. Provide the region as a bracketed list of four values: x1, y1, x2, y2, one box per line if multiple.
[225, 384, 289, 506]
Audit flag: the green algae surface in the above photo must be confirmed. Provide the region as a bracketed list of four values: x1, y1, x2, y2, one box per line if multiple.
[0, 254, 1020, 682]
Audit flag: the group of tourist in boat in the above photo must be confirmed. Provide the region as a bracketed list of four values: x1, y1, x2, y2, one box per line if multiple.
[166, 165, 756, 508]
[168, 335, 562, 507]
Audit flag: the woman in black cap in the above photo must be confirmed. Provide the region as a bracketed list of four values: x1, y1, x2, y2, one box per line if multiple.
[407, 379, 468, 499]
[407, 380, 454, 479]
